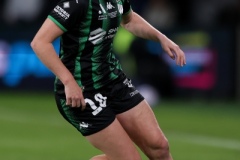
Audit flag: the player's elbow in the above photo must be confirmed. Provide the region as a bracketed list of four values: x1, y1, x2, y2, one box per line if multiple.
[31, 38, 40, 50]
[30, 39, 37, 51]
[30, 39, 43, 53]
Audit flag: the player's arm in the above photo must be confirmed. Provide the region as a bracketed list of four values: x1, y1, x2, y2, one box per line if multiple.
[31, 19, 86, 109]
[121, 10, 186, 66]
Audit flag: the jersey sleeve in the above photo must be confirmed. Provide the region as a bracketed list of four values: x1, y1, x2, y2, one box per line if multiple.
[48, 0, 86, 32]
[123, 0, 132, 15]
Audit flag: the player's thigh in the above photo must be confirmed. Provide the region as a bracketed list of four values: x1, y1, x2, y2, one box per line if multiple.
[85, 118, 141, 160]
[116, 100, 168, 152]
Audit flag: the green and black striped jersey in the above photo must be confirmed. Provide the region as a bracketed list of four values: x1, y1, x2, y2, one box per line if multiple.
[48, 0, 131, 93]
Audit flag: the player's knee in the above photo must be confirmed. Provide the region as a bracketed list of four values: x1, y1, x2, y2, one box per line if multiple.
[158, 138, 170, 158]
[146, 136, 170, 159]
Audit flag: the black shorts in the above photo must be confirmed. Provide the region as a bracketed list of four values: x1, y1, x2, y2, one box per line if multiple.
[55, 76, 144, 136]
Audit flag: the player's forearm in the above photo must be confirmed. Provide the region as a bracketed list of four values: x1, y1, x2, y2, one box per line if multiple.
[121, 12, 166, 43]
[31, 41, 75, 85]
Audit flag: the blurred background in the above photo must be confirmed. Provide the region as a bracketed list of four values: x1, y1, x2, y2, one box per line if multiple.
[0, 0, 240, 101]
[0, 0, 240, 160]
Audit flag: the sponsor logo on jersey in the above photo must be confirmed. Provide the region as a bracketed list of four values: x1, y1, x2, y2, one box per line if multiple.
[108, 27, 118, 34]
[54, 5, 70, 20]
[105, 27, 118, 39]
[88, 28, 107, 45]
[88, 27, 118, 45]
[130, 90, 139, 97]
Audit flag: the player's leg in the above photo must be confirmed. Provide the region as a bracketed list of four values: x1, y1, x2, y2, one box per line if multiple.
[86, 118, 142, 160]
[117, 100, 173, 160]
[55, 92, 141, 160]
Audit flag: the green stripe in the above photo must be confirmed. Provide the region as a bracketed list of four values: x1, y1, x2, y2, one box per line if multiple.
[91, 0, 107, 89]
[48, 15, 67, 32]
[75, 0, 93, 88]
[77, 2, 92, 53]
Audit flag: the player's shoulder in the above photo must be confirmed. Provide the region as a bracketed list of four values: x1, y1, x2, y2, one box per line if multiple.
[55, 0, 89, 15]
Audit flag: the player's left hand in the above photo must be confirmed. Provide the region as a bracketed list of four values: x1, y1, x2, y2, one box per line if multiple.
[159, 34, 186, 67]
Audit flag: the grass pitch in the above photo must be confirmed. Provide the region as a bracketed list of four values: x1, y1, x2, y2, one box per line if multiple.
[0, 91, 240, 160]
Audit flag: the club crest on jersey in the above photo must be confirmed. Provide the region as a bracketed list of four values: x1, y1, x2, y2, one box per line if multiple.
[116, 0, 123, 14]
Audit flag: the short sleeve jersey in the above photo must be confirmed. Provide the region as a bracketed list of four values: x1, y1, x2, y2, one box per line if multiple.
[48, 0, 132, 93]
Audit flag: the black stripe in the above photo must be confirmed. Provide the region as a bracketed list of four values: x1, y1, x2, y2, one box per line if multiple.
[80, 0, 103, 89]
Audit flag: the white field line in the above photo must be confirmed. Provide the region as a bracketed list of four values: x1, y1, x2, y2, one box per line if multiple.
[0, 111, 64, 128]
[1, 106, 240, 151]
[169, 132, 240, 151]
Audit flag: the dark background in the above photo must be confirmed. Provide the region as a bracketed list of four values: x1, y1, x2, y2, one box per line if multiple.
[0, 0, 239, 100]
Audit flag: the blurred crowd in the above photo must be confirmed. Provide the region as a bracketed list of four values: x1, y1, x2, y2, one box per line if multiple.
[133, 0, 240, 29]
[0, 0, 239, 31]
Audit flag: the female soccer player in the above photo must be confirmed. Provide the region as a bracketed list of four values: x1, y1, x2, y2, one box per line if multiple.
[31, 0, 186, 159]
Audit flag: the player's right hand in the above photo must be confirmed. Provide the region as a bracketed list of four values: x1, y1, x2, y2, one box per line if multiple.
[64, 81, 86, 110]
